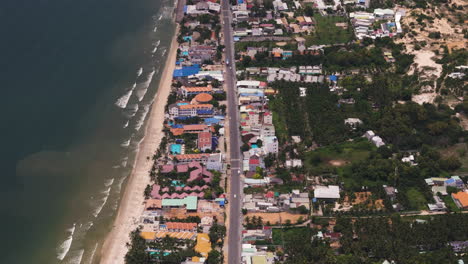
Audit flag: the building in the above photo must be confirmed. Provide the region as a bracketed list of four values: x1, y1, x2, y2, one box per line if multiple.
[449, 241, 468, 253]
[197, 131, 212, 151]
[285, 159, 303, 168]
[344, 118, 363, 129]
[188, 46, 216, 64]
[451, 191, 468, 209]
[206, 153, 223, 171]
[383, 185, 398, 202]
[181, 85, 213, 96]
[262, 136, 278, 154]
[427, 196, 447, 211]
[168, 103, 213, 118]
[314, 185, 340, 200]
[165, 222, 198, 232]
[248, 154, 265, 171]
[172, 153, 210, 164]
[162, 196, 198, 211]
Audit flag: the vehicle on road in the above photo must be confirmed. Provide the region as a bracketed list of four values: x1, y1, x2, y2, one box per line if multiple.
[226, 59, 229, 65]
[234, 194, 237, 198]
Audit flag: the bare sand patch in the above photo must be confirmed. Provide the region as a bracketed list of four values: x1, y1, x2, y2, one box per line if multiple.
[245, 212, 308, 225]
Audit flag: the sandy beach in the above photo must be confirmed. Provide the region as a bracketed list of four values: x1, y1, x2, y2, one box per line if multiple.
[99, 25, 179, 264]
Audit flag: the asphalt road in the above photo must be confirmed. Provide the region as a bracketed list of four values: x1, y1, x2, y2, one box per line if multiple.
[221, 1, 243, 263]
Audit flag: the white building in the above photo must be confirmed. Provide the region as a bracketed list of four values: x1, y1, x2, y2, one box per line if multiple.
[314, 185, 341, 199]
[262, 136, 279, 154]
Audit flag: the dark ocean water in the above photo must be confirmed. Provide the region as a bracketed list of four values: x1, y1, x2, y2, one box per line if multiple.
[0, 0, 175, 263]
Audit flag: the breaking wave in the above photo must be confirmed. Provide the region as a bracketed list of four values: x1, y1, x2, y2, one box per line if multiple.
[115, 82, 137, 109]
[56, 223, 76, 261]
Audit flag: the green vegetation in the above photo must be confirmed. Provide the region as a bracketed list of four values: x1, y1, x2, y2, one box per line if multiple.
[305, 14, 353, 45]
[406, 188, 427, 210]
[125, 228, 198, 264]
[305, 139, 374, 174]
[271, 215, 468, 263]
[272, 227, 308, 245]
[442, 195, 460, 212]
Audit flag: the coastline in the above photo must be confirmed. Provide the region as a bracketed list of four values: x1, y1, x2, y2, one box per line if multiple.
[99, 25, 179, 264]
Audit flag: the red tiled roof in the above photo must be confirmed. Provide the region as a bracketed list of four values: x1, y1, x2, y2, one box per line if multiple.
[174, 153, 210, 160]
[183, 86, 213, 93]
[166, 222, 198, 230]
[184, 124, 208, 131]
[179, 104, 213, 110]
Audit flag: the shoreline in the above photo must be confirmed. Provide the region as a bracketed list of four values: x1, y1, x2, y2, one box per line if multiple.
[99, 25, 179, 264]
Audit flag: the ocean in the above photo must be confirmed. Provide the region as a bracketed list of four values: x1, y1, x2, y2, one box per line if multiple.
[0, 0, 175, 263]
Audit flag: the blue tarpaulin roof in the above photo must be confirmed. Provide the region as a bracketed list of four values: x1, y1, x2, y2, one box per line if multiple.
[329, 75, 338, 81]
[204, 118, 220, 125]
[172, 124, 184, 128]
[197, 109, 213, 115]
[173, 65, 200, 77]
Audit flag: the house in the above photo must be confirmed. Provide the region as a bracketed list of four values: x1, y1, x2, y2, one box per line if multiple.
[206, 153, 223, 171]
[371, 136, 385, 147]
[427, 196, 447, 211]
[248, 154, 265, 171]
[237, 80, 265, 89]
[314, 185, 340, 200]
[242, 228, 273, 243]
[383, 185, 398, 201]
[451, 191, 468, 209]
[198, 131, 212, 151]
[445, 176, 464, 188]
[162, 196, 198, 211]
[324, 232, 342, 241]
[285, 159, 303, 168]
[449, 241, 468, 253]
[344, 118, 363, 129]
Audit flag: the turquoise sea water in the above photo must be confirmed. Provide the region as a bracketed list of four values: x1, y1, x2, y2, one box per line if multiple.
[0, 0, 175, 263]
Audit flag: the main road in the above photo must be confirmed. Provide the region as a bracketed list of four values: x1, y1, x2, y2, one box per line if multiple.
[221, 0, 243, 263]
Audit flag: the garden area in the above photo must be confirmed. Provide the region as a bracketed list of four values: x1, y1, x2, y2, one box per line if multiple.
[305, 14, 353, 45]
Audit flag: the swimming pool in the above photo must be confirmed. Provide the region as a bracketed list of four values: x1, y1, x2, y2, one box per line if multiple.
[170, 144, 182, 154]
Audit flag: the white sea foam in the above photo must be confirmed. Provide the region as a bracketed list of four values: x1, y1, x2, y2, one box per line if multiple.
[137, 67, 143, 77]
[152, 40, 160, 54]
[92, 187, 111, 218]
[135, 70, 155, 102]
[121, 157, 128, 168]
[121, 139, 131, 147]
[87, 243, 99, 264]
[158, 14, 163, 20]
[123, 120, 129, 128]
[134, 104, 150, 131]
[125, 104, 139, 118]
[161, 48, 167, 57]
[56, 223, 76, 261]
[153, 26, 158, 32]
[68, 249, 84, 264]
[115, 82, 137, 109]
[116, 176, 128, 194]
[104, 178, 114, 187]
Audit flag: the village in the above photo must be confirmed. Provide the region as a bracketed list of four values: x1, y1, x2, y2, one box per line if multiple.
[125, 0, 468, 262]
